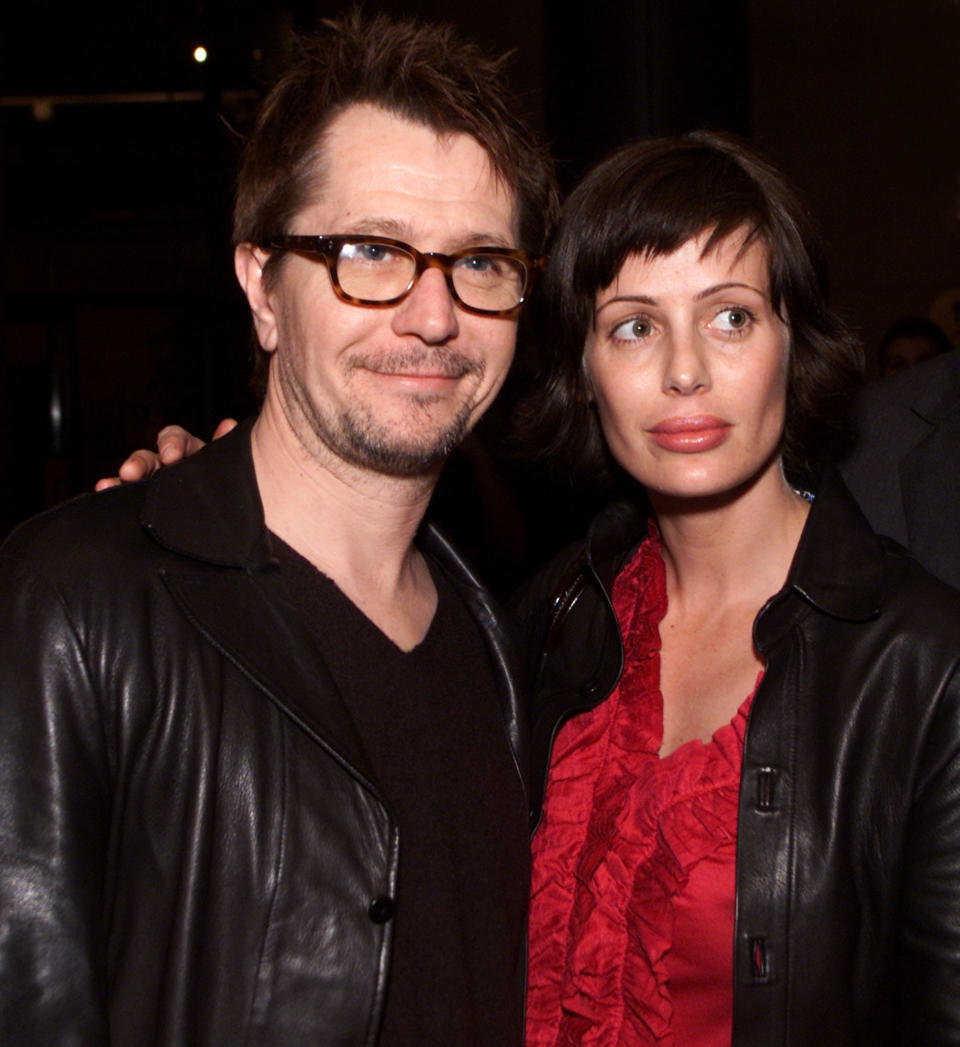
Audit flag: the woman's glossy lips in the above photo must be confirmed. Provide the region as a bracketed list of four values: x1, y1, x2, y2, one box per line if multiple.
[647, 415, 732, 452]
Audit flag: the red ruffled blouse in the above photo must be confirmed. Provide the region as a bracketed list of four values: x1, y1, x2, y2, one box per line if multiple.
[527, 527, 759, 1047]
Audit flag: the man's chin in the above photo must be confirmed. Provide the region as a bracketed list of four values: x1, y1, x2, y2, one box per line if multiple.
[347, 443, 451, 478]
[337, 418, 470, 479]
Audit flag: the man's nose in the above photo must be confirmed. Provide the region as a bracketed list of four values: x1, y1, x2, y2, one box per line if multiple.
[662, 328, 710, 395]
[391, 267, 460, 344]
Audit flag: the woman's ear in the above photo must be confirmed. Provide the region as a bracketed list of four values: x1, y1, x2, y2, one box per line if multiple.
[234, 245, 279, 352]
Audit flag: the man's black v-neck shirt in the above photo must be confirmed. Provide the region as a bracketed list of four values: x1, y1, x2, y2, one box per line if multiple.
[272, 536, 529, 1045]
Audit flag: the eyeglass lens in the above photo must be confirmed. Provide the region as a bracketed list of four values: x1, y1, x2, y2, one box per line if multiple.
[336, 241, 526, 311]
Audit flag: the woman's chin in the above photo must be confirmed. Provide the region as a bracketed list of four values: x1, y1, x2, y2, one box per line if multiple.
[636, 456, 787, 515]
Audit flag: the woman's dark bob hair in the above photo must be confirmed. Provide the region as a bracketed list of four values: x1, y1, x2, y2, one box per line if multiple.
[527, 131, 863, 491]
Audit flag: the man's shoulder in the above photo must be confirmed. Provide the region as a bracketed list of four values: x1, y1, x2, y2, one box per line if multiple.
[839, 351, 960, 569]
[0, 482, 174, 643]
[852, 348, 960, 424]
[3, 480, 155, 575]
[3, 419, 263, 588]
[840, 351, 956, 487]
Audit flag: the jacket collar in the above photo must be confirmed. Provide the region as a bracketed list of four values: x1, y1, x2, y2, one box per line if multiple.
[139, 419, 381, 787]
[778, 468, 884, 621]
[583, 497, 650, 593]
[141, 417, 275, 570]
[584, 467, 886, 631]
[140, 417, 516, 585]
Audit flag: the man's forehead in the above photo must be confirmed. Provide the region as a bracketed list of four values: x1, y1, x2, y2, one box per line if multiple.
[297, 103, 517, 244]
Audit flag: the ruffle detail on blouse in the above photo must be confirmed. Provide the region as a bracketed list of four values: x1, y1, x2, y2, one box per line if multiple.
[527, 527, 755, 1047]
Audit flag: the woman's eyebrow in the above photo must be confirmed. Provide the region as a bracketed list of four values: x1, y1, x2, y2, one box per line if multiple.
[695, 281, 765, 301]
[595, 293, 658, 314]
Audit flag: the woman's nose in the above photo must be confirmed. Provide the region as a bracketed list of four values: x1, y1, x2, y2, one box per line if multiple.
[662, 329, 710, 395]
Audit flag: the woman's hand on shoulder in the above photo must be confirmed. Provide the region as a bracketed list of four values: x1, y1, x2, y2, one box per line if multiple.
[94, 418, 237, 490]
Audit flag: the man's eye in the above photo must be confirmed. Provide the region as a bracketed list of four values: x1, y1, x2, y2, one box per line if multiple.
[340, 241, 406, 266]
[713, 307, 753, 332]
[357, 243, 390, 262]
[611, 317, 653, 341]
[461, 255, 501, 275]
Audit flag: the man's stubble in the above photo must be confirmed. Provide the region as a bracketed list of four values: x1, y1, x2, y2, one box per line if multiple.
[275, 345, 485, 478]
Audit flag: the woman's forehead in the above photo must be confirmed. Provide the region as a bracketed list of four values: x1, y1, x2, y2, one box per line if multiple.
[602, 228, 771, 295]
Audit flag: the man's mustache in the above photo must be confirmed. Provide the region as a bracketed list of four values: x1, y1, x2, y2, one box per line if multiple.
[347, 349, 484, 379]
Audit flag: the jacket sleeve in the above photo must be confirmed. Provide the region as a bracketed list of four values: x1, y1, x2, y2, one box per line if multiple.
[0, 553, 112, 1045]
[898, 661, 960, 1044]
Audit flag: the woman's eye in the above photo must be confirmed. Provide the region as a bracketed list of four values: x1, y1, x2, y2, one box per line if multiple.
[712, 307, 753, 333]
[611, 317, 653, 341]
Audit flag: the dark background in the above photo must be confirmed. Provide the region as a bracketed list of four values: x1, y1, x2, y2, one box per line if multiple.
[2, 0, 958, 539]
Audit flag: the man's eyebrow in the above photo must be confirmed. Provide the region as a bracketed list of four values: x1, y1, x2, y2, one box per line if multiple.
[456, 232, 515, 249]
[338, 218, 515, 250]
[342, 217, 410, 238]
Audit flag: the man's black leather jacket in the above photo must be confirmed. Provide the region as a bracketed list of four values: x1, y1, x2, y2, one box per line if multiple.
[515, 470, 960, 1045]
[0, 421, 528, 1046]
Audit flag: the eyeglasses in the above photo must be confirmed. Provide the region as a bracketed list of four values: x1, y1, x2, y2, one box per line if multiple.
[265, 234, 543, 317]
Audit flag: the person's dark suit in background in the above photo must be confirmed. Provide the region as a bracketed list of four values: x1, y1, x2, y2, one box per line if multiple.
[841, 348, 960, 589]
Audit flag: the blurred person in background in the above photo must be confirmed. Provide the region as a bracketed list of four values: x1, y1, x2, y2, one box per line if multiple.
[841, 344, 960, 588]
[877, 315, 952, 377]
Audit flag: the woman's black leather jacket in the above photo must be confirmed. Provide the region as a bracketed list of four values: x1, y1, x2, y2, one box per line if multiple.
[515, 470, 960, 1045]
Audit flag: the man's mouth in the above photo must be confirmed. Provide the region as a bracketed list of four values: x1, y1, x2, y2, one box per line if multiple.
[351, 350, 482, 382]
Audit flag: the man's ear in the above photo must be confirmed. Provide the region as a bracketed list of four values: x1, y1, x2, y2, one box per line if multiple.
[234, 245, 279, 352]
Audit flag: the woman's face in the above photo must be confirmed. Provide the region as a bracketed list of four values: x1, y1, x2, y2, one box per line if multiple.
[584, 229, 791, 502]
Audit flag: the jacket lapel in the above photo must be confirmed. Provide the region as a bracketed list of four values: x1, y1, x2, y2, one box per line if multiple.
[140, 420, 381, 790]
[162, 566, 381, 788]
[420, 523, 528, 788]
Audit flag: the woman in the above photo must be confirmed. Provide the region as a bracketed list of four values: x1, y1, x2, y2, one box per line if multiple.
[517, 132, 960, 1046]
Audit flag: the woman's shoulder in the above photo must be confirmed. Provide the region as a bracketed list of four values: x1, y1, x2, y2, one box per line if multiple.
[511, 539, 588, 620]
[790, 469, 959, 625]
[797, 474, 960, 680]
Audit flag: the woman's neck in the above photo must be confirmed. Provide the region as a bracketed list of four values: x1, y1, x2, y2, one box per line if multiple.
[651, 461, 810, 614]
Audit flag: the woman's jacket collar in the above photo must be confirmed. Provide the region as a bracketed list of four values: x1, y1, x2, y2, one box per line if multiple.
[582, 468, 886, 630]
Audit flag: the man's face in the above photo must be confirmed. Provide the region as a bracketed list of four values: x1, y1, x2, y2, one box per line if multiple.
[239, 103, 520, 478]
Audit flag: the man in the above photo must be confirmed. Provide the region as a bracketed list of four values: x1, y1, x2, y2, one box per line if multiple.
[0, 13, 557, 1045]
[840, 347, 960, 589]
[876, 316, 952, 377]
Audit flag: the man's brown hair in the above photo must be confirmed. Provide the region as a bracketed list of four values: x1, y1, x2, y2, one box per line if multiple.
[234, 9, 558, 290]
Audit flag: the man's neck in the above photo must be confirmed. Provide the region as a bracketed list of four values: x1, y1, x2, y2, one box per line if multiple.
[251, 402, 441, 651]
